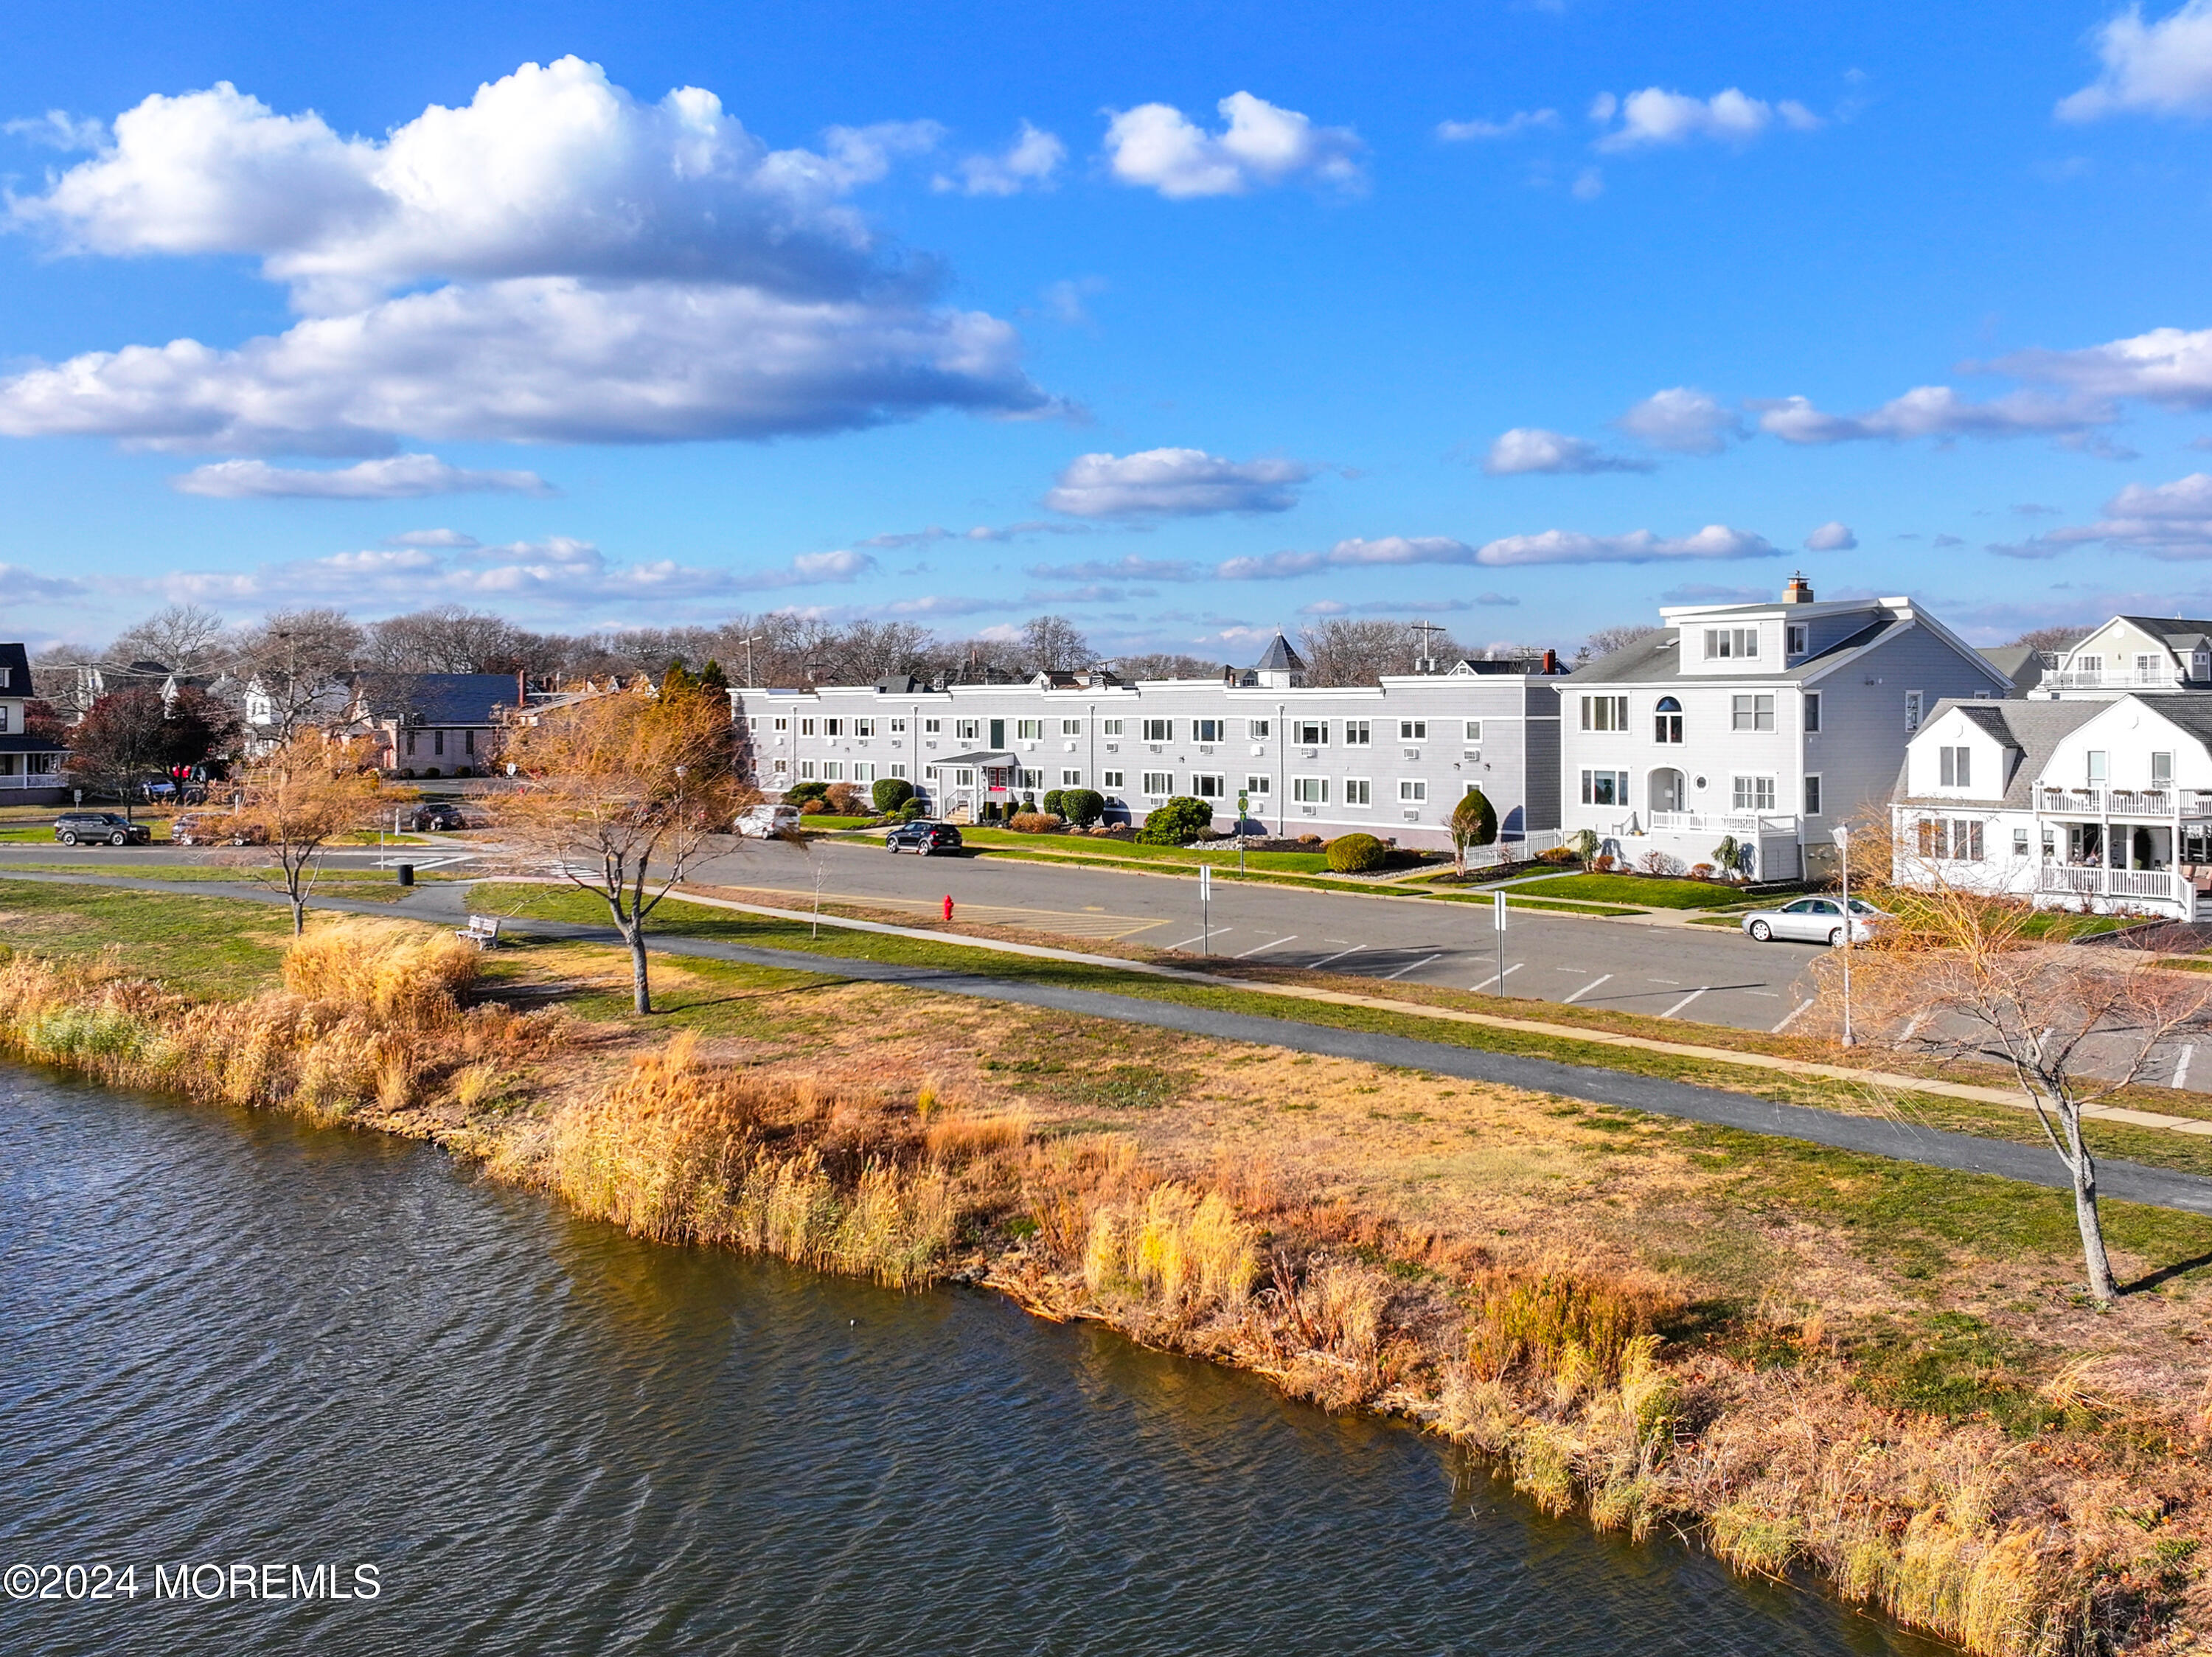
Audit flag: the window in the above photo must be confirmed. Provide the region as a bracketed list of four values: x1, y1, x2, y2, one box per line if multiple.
[889, 718, 906, 733]
[2087, 750, 2108, 783]
[465, 729, 476, 755]
[1787, 622, 1809, 656]
[1343, 720, 1371, 746]
[2075, 654, 2104, 680]
[406, 732, 417, 756]
[1731, 775, 1777, 810]
[1804, 775, 1823, 816]
[2139, 653, 2160, 678]
[1580, 695, 1630, 732]
[1192, 774, 1225, 798]
[824, 761, 844, 781]
[800, 718, 817, 736]
[1018, 768, 1043, 788]
[434, 730, 445, 756]
[1703, 626, 1761, 659]
[1245, 774, 1270, 796]
[923, 718, 941, 734]
[824, 718, 842, 737]
[1579, 769, 1629, 806]
[1399, 779, 1427, 802]
[953, 768, 975, 786]
[1194, 718, 1223, 742]
[1653, 696, 1683, 743]
[1399, 720, 1427, 741]
[1102, 769, 1124, 790]
[1062, 768, 1083, 786]
[1017, 719, 1043, 740]
[1294, 719, 1328, 746]
[0, 706, 9, 734]
[956, 719, 979, 741]
[1918, 819, 1984, 861]
[854, 718, 875, 737]
[799, 760, 818, 779]
[1463, 720, 1482, 743]
[773, 716, 789, 732]
[1938, 746, 1972, 788]
[772, 758, 789, 775]
[1731, 694, 1775, 732]
[1102, 719, 1124, 736]
[1292, 777, 1329, 803]
[2013, 827, 2031, 858]
[890, 763, 907, 779]
[1248, 719, 1270, 739]
[2154, 751, 2174, 785]
[1142, 771, 1173, 795]
[1343, 778, 1371, 806]
[1905, 691, 1923, 732]
[1062, 718, 1082, 736]
[1142, 718, 1173, 742]
[1804, 692, 1821, 733]
[855, 762, 876, 782]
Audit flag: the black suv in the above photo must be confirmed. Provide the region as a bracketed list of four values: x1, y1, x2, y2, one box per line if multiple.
[884, 821, 962, 855]
[55, 812, 152, 847]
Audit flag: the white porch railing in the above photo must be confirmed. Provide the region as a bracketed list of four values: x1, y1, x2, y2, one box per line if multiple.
[2037, 787, 2212, 816]
[2037, 863, 2177, 901]
[2042, 669, 2188, 689]
[0, 770, 63, 790]
[1645, 810, 1797, 836]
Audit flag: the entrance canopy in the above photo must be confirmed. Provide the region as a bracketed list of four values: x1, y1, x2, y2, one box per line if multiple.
[928, 751, 1018, 768]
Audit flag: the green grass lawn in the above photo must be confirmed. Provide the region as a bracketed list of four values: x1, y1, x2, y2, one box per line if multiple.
[1515, 872, 1759, 910]
[951, 824, 1339, 874]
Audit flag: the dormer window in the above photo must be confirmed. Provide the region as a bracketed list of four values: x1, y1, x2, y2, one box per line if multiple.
[1938, 745, 1972, 788]
[2195, 649, 2210, 682]
[1703, 627, 1760, 660]
[1786, 623, 1808, 657]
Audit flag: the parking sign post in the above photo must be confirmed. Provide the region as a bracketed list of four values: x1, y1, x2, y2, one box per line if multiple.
[1200, 863, 1212, 956]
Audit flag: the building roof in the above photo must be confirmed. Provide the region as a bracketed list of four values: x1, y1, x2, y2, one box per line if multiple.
[0, 642, 29, 694]
[1252, 633, 1306, 673]
[2136, 694, 2212, 747]
[1902, 697, 2104, 808]
[2115, 616, 2212, 653]
[928, 749, 1018, 767]
[352, 673, 520, 726]
[1568, 614, 1905, 686]
[0, 732, 67, 754]
[1977, 644, 2044, 687]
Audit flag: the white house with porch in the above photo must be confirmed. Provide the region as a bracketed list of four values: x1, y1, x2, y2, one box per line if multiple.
[0, 642, 69, 802]
[1560, 577, 2011, 880]
[2027, 616, 2212, 698]
[1892, 693, 2212, 921]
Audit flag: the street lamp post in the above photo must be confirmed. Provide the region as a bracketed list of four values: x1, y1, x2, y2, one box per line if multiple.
[1834, 823, 1854, 1048]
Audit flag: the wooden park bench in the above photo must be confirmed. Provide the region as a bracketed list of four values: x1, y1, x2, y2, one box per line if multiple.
[455, 914, 502, 949]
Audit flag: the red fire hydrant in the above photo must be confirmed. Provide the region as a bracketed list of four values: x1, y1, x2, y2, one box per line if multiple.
[942, 894, 955, 923]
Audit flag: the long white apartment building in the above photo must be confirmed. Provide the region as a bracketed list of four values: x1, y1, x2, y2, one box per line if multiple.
[1562, 577, 2011, 880]
[730, 634, 1569, 849]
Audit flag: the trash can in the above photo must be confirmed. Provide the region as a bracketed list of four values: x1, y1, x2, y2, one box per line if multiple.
[396, 864, 415, 888]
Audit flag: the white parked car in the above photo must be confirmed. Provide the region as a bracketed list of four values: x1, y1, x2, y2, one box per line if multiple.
[1741, 896, 1888, 945]
[734, 803, 803, 838]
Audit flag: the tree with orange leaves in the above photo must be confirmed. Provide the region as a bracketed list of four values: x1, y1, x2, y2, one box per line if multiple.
[234, 732, 389, 935]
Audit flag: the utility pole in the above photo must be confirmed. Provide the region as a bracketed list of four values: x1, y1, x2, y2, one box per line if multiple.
[1834, 823, 1855, 1047]
[1411, 619, 1446, 675]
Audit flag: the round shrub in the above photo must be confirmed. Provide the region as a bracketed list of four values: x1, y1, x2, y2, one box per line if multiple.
[1136, 796, 1214, 845]
[799, 798, 830, 815]
[872, 777, 914, 813]
[1060, 788, 1105, 828]
[1041, 788, 1067, 819]
[785, 779, 830, 805]
[1325, 832, 1388, 873]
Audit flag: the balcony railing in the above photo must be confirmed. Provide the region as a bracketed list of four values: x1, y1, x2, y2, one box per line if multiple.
[2037, 863, 2178, 902]
[2042, 669, 2189, 689]
[1646, 810, 1797, 836]
[2037, 787, 2212, 816]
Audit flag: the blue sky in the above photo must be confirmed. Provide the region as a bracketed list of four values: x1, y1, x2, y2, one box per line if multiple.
[7, 0, 2212, 656]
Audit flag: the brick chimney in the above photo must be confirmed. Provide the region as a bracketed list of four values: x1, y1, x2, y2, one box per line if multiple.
[1784, 573, 1815, 605]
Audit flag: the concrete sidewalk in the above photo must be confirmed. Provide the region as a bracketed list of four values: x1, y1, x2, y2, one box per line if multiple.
[7, 867, 2212, 1216]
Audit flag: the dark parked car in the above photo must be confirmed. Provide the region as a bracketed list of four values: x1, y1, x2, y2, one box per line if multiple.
[884, 821, 962, 855]
[408, 803, 470, 832]
[54, 812, 151, 847]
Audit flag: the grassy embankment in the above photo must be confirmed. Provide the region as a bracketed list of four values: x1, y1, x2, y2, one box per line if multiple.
[1, 878, 2211, 1650]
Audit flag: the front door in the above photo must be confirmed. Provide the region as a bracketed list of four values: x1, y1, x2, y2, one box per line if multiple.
[990, 718, 1005, 749]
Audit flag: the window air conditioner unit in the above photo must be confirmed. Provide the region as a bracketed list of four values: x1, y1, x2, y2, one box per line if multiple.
[1402, 748, 1421, 760]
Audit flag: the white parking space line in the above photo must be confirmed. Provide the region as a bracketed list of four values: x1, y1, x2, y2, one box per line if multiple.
[1164, 928, 1228, 951]
[1564, 973, 1613, 1004]
[1308, 945, 1366, 969]
[1772, 998, 1816, 1033]
[1470, 963, 1523, 993]
[1382, 954, 1443, 981]
[2179, 1046, 2197, 1091]
[1234, 935, 1298, 959]
[1660, 987, 1708, 1019]
[1647, 978, 1680, 986]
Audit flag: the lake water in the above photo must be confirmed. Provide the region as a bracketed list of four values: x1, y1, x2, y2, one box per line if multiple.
[0, 1066, 1952, 1656]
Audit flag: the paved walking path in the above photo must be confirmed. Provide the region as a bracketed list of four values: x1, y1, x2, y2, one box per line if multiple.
[8, 868, 2212, 1216]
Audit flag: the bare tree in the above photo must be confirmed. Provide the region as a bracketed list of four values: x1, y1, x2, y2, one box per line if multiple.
[1812, 864, 2212, 1304]
[362, 605, 529, 673]
[1297, 619, 1470, 687]
[1111, 651, 1218, 680]
[1020, 614, 1092, 673]
[109, 603, 230, 678]
[234, 733, 389, 934]
[1574, 624, 1661, 666]
[225, 608, 365, 744]
[497, 684, 748, 1014]
[2008, 624, 2092, 653]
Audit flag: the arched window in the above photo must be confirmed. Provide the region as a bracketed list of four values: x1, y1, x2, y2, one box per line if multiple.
[1654, 696, 1683, 744]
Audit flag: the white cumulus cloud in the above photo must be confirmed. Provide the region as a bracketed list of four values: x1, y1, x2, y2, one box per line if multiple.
[1592, 87, 1820, 151]
[1804, 520, 1858, 552]
[2059, 0, 2212, 119]
[1994, 471, 2212, 560]
[1436, 109, 1558, 141]
[171, 453, 552, 499]
[1986, 324, 2212, 406]
[934, 122, 1065, 195]
[1753, 386, 2109, 444]
[1481, 427, 1652, 476]
[1615, 386, 1743, 454]
[1045, 448, 1313, 517]
[1103, 92, 1363, 198]
[0, 59, 1049, 454]
[1472, 524, 1775, 566]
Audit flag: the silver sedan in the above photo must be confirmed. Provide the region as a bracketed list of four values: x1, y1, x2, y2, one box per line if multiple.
[1740, 896, 1888, 945]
